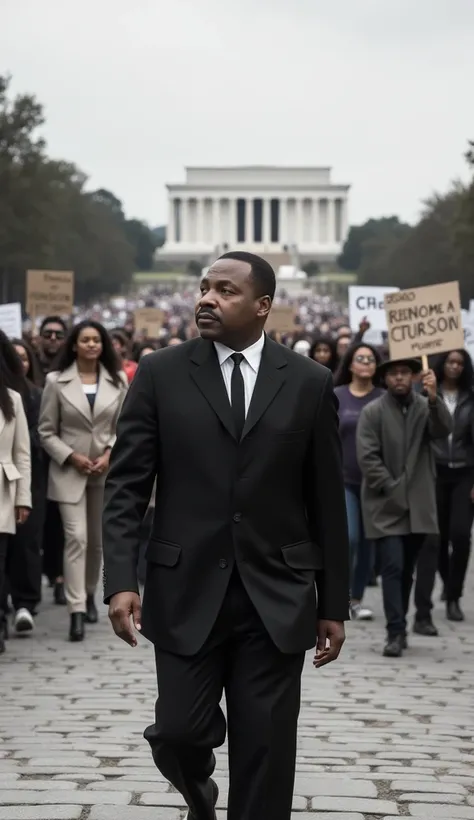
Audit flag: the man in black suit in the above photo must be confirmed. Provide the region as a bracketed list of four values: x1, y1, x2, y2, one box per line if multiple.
[103, 251, 350, 820]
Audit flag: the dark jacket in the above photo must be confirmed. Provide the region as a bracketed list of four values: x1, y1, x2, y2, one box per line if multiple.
[431, 390, 474, 469]
[102, 336, 350, 656]
[357, 391, 452, 539]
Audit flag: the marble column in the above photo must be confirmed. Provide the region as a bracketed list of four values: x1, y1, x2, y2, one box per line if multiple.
[327, 197, 335, 244]
[195, 198, 204, 244]
[312, 198, 320, 244]
[263, 198, 271, 244]
[212, 198, 220, 244]
[168, 197, 175, 243]
[245, 198, 253, 244]
[294, 198, 303, 246]
[181, 198, 189, 243]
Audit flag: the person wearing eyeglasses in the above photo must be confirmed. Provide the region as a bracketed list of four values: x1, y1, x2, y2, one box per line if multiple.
[334, 343, 384, 621]
[35, 316, 69, 607]
[36, 316, 68, 383]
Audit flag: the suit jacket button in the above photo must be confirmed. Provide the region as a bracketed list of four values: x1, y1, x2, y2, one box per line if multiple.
[233, 512, 242, 523]
[219, 559, 228, 569]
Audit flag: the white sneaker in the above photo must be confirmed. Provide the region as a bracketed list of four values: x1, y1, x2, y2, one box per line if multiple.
[14, 608, 34, 635]
[350, 603, 374, 621]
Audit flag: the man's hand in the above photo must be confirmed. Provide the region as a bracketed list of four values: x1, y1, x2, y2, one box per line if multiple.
[108, 592, 142, 647]
[92, 450, 111, 475]
[421, 369, 437, 402]
[314, 620, 345, 668]
[15, 506, 30, 525]
[69, 452, 95, 475]
[359, 317, 371, 335]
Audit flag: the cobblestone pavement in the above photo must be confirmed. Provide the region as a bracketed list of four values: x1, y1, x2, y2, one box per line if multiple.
[1, 568, 473, 820]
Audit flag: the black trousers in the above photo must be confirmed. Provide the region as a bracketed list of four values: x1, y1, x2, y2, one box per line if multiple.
[436, 466, 474, 602]
[6, 476, 46, 614]
[144, 571, 305, 820]
[414, 535, 439, 622]
[377, 534, 425, 636]
[0, 534, 8, 624]
[42, 500, 64, 583]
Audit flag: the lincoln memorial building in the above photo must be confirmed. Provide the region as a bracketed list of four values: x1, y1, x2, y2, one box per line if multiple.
[156, 166, 350, 267]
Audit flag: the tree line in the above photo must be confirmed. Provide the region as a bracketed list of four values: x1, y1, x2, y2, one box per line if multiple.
[0, 75, 160, 306]
[339, 144, 474, 306]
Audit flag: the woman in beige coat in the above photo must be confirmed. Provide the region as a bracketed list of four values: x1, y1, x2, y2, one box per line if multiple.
[39, 321, 127, 642]
[0, 332, 32, 654]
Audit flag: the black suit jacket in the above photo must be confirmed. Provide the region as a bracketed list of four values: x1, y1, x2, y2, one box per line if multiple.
[103, 336, 350, 655]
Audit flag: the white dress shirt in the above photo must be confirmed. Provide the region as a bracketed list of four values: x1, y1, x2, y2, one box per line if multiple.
[214, 333, 265, 416]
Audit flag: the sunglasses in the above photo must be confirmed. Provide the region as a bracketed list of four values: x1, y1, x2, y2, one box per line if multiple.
[354, 354, 376, 364]
[42, 329, 65, 340]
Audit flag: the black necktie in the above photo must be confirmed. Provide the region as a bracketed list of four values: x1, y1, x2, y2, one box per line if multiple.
[231, 352, 246, 440]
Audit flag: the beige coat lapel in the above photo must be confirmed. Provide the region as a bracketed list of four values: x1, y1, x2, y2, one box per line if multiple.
[93, 365, 120, 421]
[57, 362, 92, 425]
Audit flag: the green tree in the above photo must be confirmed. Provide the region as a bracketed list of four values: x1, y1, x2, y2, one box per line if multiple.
[0, 76, 138, 304]
[358, 185, 473, 305]
[124, 219, 158, 271]
[0, 75, 71, 298]
[338, 217, 412, 272]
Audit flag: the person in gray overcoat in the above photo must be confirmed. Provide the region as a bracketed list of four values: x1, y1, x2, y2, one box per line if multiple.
[356, 357, 452, 658]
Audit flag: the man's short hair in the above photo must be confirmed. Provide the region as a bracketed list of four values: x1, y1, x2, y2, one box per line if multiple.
[218, 251, 276, 300]
[39, 316, 68, 335]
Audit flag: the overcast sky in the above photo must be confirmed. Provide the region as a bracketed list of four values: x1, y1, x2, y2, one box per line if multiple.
[2, 0, 473, 228]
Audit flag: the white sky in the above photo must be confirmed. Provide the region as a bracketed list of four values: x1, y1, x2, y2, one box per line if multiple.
[2, 0, 473, 228]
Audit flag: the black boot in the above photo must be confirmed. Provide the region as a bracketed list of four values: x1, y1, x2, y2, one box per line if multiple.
[414, 618, 439, 636]
[85, 595, 98, 624]
[0, 613, 7, 654]
[447, 601, 464, 622]
[54, 581, 67, 606]
[383, 634, 404, 657]
[69, 613, 85, 642]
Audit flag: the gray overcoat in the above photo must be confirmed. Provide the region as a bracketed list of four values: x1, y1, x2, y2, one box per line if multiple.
[356, 392, 452, 540]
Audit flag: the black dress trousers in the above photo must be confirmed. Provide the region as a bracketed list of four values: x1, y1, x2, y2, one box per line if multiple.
[144, 570, 305, 820]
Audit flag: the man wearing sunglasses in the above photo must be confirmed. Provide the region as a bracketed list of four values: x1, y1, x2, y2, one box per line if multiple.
[36, 316, 68, 382]
[36, 315, 68, 605]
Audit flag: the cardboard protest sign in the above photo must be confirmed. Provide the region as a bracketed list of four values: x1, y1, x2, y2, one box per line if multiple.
[384, 282, 464, 362]
[349, 286, 399, 332]
[26, 270, 74, 318]
[266, 306, 296, 334]
[462, 310, 474, 360]
[0, 302, 22, 338]
[134, 308, 164, 338]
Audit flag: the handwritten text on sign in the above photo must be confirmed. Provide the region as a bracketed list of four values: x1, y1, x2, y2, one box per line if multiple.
[384, 281, 464, 360]
[26, 270, 74, 317]
[133, 308, 164, 338]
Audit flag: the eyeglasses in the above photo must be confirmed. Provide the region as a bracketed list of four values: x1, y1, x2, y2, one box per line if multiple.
[354, 354, 376, 364]
[42, 330, 65, 340]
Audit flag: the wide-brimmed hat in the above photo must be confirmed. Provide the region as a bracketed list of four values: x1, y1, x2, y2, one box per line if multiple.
[377, 357, 423, 378]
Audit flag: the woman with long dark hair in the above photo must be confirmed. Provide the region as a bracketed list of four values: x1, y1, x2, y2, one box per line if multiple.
[39, 321, 127, 642]
[309, 336, 339, 372]
[4, 339, 47, 634]
[334, 342, 384, 620]
[0, 331, 31, 653]
[430, 349, 474, 622]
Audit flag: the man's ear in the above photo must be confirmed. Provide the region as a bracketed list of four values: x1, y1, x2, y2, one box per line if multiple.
[257, 296, 272, 319]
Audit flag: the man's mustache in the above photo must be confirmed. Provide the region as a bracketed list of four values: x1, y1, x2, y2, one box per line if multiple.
[196, 310, 220, 322]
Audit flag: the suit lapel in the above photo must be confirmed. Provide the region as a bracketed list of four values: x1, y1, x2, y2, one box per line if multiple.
[58, 363, 92, 425]
[241, 337, 287, 441]
[93, 365, 118, 421]
[190, 339, 237, 440]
